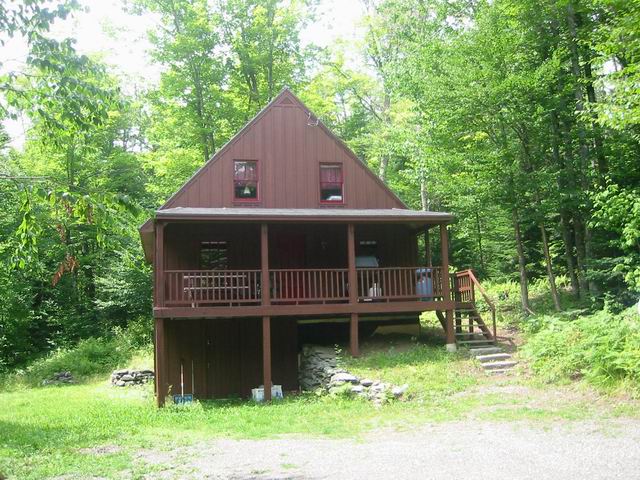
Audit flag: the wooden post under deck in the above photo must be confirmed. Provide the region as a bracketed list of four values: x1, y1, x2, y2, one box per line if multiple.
[155, 317, 167, 407]
[347, 224, 359, 357]
[262, 316, 271, 401]
[350, 312, 359, 357]
[440, 223, 456, 352]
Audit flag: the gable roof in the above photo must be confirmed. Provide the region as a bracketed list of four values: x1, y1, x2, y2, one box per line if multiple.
[159, 87, 407, 210]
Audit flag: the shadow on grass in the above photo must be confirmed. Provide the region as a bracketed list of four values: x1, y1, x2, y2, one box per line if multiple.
[345, 332, 466, 372]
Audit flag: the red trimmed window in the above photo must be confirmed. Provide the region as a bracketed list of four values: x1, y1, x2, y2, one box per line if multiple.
[234, 160, 258, 201]
[319, 163, 343, 203]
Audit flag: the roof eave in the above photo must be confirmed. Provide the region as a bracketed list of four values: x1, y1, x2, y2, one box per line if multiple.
[153, 212, 454, 224]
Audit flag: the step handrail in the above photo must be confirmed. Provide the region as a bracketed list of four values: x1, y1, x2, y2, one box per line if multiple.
[458, 269, 497, 342]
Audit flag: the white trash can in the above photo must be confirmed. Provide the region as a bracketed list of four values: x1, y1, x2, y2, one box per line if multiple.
[251, 385, 283, 402]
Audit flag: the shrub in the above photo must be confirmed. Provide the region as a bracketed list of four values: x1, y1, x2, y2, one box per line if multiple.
[2, 321, 153, 387]
[522, 307, 640, 393]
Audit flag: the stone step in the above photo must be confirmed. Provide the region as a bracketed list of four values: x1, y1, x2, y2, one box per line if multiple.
[469, 347, 502, 356]
[457, 339, 495, 345]
[486, 368, 515, 375]
[481, 360, 518, 370]
[476, 353, 512, 363]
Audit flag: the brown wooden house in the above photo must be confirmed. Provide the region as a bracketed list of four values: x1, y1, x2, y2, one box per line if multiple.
[140, 88, 494, 406]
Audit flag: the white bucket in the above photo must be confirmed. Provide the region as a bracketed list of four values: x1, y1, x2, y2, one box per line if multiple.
[251, 385, 283, 402]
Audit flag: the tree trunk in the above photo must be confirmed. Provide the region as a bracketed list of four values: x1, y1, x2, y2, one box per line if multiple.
[573, 214, 589, 295]
[540, 223, 562, 311]
[583, 55, 608, 180]
[559, 211, 580, 297]
[266, 3, 275, 101]
[550, 109, 580, 298]
[420, 176, 429, 211]
[475, 208, 485, 274]
[584, 222, 599, 296]
[566, 3, 591, 174]
[378, 92, 391, 182]
[512, 208, 531, 314]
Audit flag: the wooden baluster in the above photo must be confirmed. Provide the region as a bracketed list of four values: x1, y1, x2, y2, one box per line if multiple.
[323, 271, 327, 300]
[386, 270, 391, 299]
[302, 271, 306, 300]
[329, 271, 336, 298]
[287, 271, 290, 300]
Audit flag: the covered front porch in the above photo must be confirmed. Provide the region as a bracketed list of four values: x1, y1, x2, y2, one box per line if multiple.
[152, 213, 455, 315]
[146, 207, 463, 406]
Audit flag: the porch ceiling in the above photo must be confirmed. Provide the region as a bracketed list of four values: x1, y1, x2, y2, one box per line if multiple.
[140, 207, 453, 263]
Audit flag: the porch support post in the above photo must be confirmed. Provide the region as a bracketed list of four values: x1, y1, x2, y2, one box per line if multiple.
[347, 224, 359, 357]
[261, 224, 270, 306]
[262, 316, 272, 401]
[154, 220, 167, 407]
[155, 317, 167, 407]
[347, 223, 357, 304]
[261, 226, 272, 400]
[424, 227, 432, 267]
[440, 223, 456, 352]
[155, 221, 165, 308]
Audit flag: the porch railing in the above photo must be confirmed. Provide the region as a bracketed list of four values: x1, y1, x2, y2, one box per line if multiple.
[162, 266, 445, 307]
[455, 269, 497, 341]
[356, 266, 443, 302]
[164, 269, 262, 306]
[269, 268, 349, 304]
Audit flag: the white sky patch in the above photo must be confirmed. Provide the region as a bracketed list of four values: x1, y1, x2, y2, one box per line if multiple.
[2, 0, 366, 150]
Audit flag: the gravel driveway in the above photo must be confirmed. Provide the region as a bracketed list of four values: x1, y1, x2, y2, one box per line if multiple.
[139, 419, 640, 479]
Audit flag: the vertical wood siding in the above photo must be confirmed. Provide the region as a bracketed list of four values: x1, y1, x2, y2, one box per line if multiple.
[165, 318, 299, 399]
[163, 92, 405, 210]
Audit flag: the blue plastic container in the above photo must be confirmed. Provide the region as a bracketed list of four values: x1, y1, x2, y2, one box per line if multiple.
[415, 268, 433, 300]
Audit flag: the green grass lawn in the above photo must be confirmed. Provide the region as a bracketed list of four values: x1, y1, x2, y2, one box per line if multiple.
[1, 333, 637, 480]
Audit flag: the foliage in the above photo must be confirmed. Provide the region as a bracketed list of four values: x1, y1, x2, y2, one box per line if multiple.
[522, 308, 640, 393]
[592, 183, 640, 291]
[1, 0, 640, 371]
[2, 319, 152, 389]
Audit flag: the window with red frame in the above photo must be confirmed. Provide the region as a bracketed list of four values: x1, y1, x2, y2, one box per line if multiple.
[233, 160, 258, 201]
[319, 163, 343, 203]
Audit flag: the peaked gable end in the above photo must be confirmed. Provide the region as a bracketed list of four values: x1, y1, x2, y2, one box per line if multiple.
[161, 89, 406, 210]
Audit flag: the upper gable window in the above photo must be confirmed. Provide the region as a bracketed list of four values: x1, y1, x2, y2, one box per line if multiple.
[234, 160, 259, 201]
[319, 163, 344, 204]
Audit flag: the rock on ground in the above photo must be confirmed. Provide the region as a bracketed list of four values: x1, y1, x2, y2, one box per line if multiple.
[110, 369, 154, 387]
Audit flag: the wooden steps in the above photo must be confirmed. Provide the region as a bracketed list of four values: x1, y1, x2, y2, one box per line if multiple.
[469, 346, 518, 375]
[447, 270, 516, 375]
